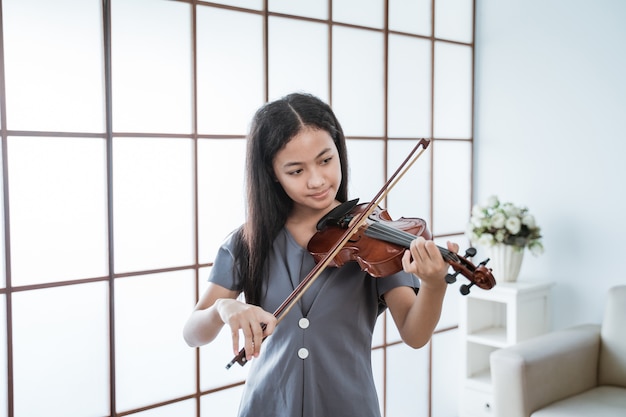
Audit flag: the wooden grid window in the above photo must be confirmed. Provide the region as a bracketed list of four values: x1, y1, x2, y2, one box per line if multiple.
[0, 0, 475, 416]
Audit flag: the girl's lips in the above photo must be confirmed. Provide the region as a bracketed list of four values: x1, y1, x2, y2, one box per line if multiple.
[309, 188, 331, 200]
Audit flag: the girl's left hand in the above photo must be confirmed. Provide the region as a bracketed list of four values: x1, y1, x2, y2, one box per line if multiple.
[402, 237, 459, 287]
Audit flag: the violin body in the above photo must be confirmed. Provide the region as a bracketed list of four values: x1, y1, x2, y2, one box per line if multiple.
[308, 203, 431, 278]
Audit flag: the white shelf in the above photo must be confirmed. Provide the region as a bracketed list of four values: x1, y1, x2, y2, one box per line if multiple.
[459, 280, 553, 417]
[467, 326, 508, 348]
[466, 369, 492, 390]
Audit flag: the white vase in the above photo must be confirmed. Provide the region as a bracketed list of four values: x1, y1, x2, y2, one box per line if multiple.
[488, 244, 524, 283]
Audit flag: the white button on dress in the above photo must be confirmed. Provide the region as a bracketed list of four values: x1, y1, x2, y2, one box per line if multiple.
[298, 348, 309, 359]
[299, 317, 310, 329]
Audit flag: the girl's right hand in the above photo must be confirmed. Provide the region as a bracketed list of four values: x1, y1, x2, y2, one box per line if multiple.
[215, 298, 277, 360]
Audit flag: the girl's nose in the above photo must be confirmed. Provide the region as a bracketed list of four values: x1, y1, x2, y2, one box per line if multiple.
[307, 168, 325, 188]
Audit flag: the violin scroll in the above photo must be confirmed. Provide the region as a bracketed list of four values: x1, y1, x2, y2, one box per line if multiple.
[443, 247, 496, 295]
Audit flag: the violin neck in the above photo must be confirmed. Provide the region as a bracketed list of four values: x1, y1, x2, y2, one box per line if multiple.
[365, 222, 458, 263]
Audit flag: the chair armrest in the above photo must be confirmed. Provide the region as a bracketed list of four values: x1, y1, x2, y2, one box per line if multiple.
[490, 324, 601, 417]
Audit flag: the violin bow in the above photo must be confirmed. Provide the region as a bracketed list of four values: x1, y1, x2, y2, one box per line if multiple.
[226, 139, 431, 369]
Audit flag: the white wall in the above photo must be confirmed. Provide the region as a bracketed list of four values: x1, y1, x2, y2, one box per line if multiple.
[474, 0, 626, 329]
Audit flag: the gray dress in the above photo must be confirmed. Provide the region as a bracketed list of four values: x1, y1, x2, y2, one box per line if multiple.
[209, 228, 419, 417]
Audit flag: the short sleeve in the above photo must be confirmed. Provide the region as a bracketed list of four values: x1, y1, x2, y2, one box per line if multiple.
[375, 270, 420, 312]
[377, 270, 419, 294]
[207, 231, 243, 292]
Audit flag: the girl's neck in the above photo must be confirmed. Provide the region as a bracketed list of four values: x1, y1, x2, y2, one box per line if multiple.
[286, 201, 341, 248]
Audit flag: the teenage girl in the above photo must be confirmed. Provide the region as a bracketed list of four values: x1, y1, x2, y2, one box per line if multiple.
[183, 92, 458, 417]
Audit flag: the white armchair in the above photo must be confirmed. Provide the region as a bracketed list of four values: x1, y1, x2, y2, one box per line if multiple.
[489, 285, 626, 417]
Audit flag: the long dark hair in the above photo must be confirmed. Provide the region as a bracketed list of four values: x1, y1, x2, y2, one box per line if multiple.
[234, 93, 349, 305]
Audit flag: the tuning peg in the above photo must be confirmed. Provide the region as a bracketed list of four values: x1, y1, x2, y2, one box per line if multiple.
[445, 271, 459, 284]
[460, 282, 474, 295]
[464, 247, 477, 258]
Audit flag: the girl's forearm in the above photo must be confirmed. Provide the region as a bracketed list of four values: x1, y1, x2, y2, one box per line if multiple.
[183, 304, 225, 348]
[401, 283, 447, 349]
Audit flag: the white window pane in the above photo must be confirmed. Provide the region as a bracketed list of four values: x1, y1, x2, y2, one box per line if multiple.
[198, 268, 250, 388]
[371, 348, 384, 417]
[131, 400, 195, 417]
[115, 271, 196, 411]
[385, 272, 406, 341]
[433, 141, 472, 235]
[0, 296, 6, 417]
[8, 137, 108, 286]
[12, 283, 109, 417]
[386, 343, 429, 417]
[432, 330, 461, 415]
[386, 313, 402, 343]
[269, 0, 328, 19]
[372, 312, 385, 347]
[198, 139, 246, 265]
[386, 140, 432, 227]
[346, 140, 385, 202]
[268, 17, 329, 103]
[197, 264, 250, 391]
[433, 42, 473, 139]
[389, 0, 431, 36]
[3, 0, 105, 132]
[196, 7, 264, 135]
[200, 323, 250, 390]
[333, 0, 384, 29]
[200, 386, 244, 417]
[196, 265, 251, 389]
[111, 0, 193, 134]
[198, 266, 210, 290]
[0, 145, 4, 289]
[435, 260, 465, 327]
[333, 28, 384, 137]
[435, 0, 473, 43]
[113, 138, 194, 273]
[388, 34, 432, 138]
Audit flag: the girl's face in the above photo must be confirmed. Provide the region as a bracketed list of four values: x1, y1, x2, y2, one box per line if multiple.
[272, 127, 342, 216]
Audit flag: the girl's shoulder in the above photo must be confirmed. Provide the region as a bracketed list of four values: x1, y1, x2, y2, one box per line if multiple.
[208, 227, 245, 290]
[217, 226, 245, 251]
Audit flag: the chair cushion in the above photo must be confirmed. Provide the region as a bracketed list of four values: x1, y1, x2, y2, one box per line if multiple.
[599, 285, 626, 387]
[531, 386, 626, 417]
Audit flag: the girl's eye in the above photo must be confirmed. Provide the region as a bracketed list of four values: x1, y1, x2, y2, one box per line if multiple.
[288, 169, 303, 176]
[321, 156, 333, 165]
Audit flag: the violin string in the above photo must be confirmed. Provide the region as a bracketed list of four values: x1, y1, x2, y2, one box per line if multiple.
[364, 222, 413, 246]
[368, 224, 457, 263]
[365, 221, 459, 263]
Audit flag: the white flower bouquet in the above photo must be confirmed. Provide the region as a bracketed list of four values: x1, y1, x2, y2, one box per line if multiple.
[466, 196, 544, 256]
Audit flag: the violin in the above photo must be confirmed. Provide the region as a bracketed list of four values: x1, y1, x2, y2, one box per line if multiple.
[226, 139, 495, 369]
[308, 198, 496, 293]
